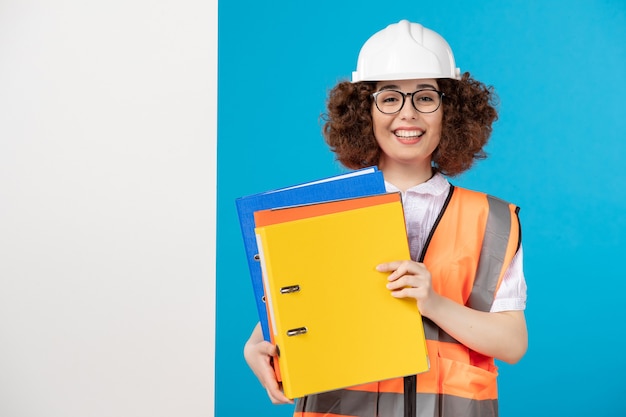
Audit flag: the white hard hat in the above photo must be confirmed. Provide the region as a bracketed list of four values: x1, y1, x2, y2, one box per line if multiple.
[351, 20, 461, 82]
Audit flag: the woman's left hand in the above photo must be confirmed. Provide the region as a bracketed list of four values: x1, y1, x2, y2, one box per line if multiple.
[377, 260, 528, 363]
[376, 260, 441, 317]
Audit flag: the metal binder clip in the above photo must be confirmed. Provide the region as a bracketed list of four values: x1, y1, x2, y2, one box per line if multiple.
[279, 285, 300, 294]
[286, 327, 307, 337]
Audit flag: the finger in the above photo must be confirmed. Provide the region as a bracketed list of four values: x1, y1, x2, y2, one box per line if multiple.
[386, 276, 422, 294]
[389, 286, 416, 299]
[393, 267, 421, 285]
[376, 261, 414, 283]
[267, 384, 294, 404]
[386, 262, 430, 282]
[375, 260, 405, 273]
[386, 275, 411, 290]
[264, 375, 293, 404]
[258, 367, 289, 404]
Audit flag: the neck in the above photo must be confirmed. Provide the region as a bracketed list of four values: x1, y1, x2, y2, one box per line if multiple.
[379, 161, 434, 192]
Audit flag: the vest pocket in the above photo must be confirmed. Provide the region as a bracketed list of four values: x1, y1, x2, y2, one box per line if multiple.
[437, 356, 498, 400]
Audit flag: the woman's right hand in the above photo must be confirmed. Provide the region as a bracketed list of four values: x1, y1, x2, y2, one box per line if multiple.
[243, 323, 294, 404]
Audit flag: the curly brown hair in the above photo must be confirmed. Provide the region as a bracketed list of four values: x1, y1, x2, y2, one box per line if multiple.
[321, 73, 498, 177]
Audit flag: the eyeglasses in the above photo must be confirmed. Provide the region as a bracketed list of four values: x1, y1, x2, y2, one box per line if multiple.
[371, 89, 444, 114]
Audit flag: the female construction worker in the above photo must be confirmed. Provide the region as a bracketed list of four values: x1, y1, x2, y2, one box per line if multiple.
[244, 20, 528, 417]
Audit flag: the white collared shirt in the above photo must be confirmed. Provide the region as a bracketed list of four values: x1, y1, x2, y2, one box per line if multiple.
[385, 172, 527, 312]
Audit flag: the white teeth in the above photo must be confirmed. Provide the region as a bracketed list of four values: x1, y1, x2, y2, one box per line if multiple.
[395, 130, 424, 138]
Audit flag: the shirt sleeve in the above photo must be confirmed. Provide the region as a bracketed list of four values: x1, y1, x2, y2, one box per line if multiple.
[490, 244, 527, 312]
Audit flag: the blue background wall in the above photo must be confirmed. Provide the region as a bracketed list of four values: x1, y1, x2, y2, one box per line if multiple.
[217, 1, 626, 416]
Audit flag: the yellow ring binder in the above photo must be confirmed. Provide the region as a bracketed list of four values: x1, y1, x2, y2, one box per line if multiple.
[253, 192, 429, 399]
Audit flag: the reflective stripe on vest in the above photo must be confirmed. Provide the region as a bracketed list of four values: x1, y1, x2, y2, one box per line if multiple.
[293, 186, 520, 417]
[294, 389, 498, 417]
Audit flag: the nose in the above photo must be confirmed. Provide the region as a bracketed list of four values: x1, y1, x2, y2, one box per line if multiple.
[399, 93, 419, 118]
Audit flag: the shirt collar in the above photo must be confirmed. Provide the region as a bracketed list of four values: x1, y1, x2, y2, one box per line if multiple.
[385, 171, 449, 196]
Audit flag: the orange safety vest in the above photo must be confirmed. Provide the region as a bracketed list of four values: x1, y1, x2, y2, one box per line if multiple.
[293, 186, 521, 417]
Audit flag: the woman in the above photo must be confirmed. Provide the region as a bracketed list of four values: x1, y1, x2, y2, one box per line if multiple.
[244, 20, 528, 417]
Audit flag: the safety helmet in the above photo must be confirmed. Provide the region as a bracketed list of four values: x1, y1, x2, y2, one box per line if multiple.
[351, 20, 461, 82]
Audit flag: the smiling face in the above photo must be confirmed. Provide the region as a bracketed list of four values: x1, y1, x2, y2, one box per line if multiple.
[371, 78, 443, 176]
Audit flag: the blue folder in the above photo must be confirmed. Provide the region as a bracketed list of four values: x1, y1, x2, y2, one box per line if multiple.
[235, 167, 387, 341]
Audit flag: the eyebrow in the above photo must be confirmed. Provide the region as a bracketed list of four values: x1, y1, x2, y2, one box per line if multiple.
[378, 83, 438, 91]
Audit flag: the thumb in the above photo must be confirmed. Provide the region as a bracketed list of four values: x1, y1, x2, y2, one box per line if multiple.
[258, 341, 278, 356]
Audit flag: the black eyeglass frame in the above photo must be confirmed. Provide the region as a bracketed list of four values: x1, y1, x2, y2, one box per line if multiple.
[371, 89, 445, 115]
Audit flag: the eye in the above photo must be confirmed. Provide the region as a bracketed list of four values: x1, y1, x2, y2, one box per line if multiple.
[414, 92, 437, 102]
[377, 91, 402, 103]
